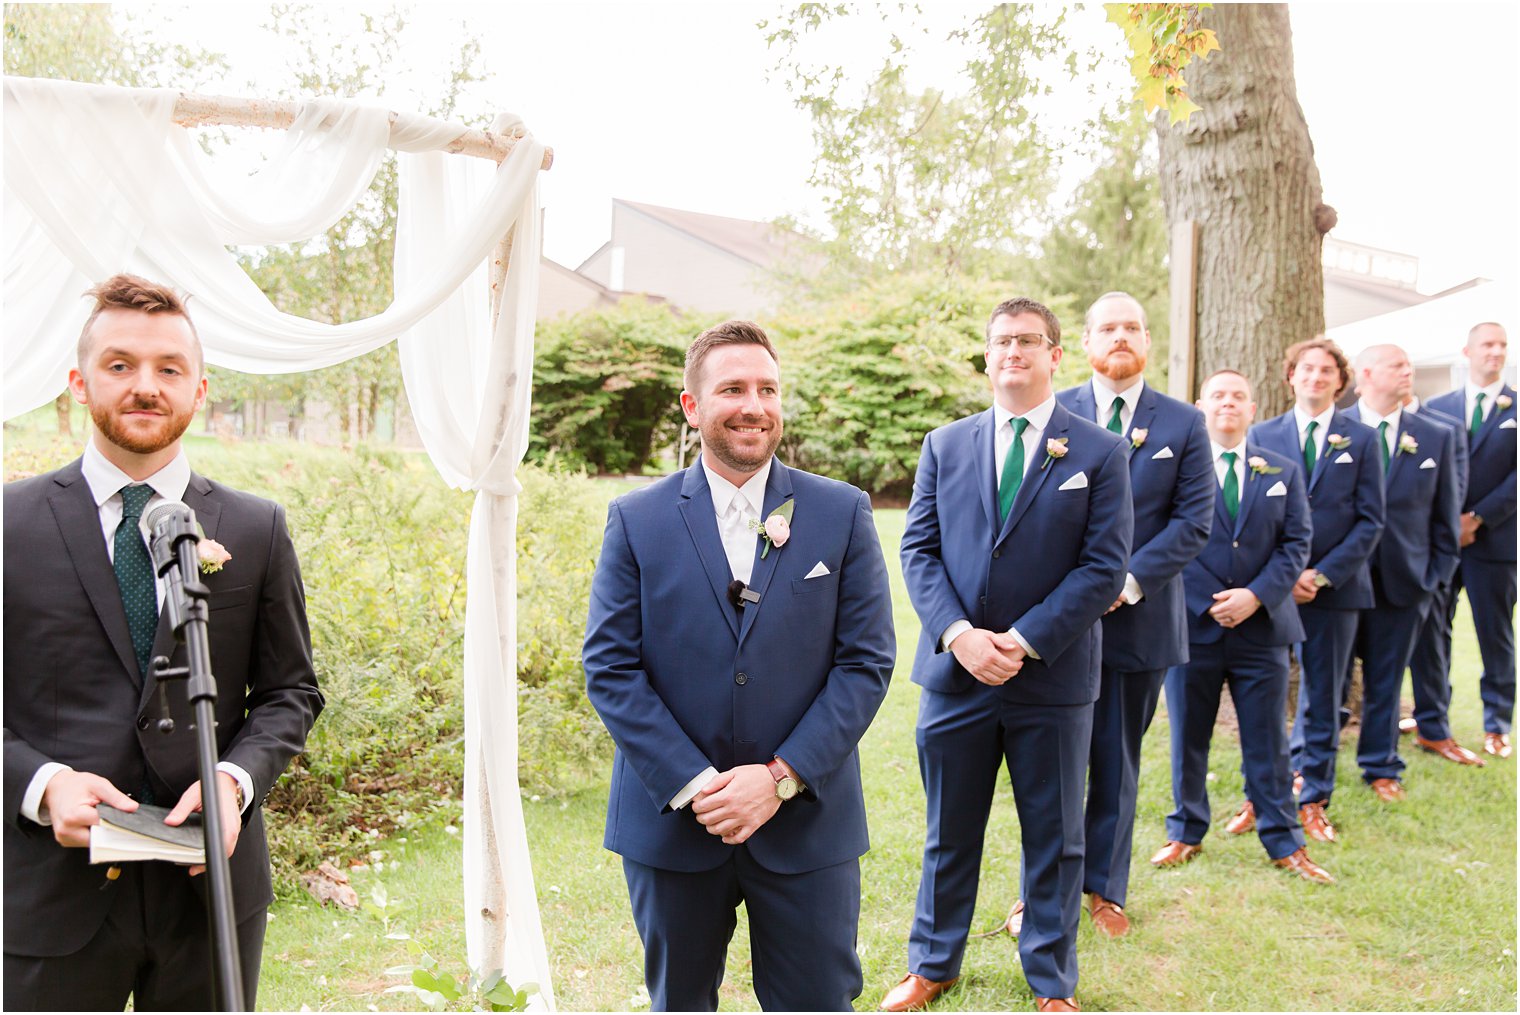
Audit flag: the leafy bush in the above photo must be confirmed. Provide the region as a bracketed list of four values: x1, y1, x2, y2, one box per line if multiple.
[529, 302, 703, 475]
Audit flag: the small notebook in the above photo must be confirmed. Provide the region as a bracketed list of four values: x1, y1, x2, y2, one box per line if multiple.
[90, 803, 206, 866]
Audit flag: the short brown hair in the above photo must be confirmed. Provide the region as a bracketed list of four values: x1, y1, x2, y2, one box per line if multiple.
[684, 320, 778, 392]
[987, 297, 1061, 348]
[77, 273, 202, 372]
[1283, 336, 1350, 397]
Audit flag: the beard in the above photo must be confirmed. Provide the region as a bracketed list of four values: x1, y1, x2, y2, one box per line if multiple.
[1092, 347, 1147, 382]
[90, 395, 195, 455]
[700, 414, 783, 475]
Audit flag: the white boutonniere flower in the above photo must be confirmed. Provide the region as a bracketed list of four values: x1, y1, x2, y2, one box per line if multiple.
[1041, 437, 1069, 470]
[198, 537, 232, 574]
[1497, 394, 1513, 411]
[1327, 433, 1351, 451]
[1247, 455, 1282, 477]
[1397, 433, 1418, 455]
[1130, 428, 1148, 449]
[749, 499, 795, 559]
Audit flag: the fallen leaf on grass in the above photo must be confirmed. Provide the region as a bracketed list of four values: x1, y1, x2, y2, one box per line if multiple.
[301, 861, 360, 909]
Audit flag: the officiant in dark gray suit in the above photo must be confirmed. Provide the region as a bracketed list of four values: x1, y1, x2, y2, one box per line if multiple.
[3, 274, 323, 1010]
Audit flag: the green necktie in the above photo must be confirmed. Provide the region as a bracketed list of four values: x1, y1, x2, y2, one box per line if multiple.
[114, 484, 157, 677]
[998, 417, 1030, 522]
[1106, 397, 1124, 434]
[1377, 420, 1390, 470]
[1302, 419, 1319, 475]
[1221, 451, 1239, 520]
[1471, 392, 1486, 436]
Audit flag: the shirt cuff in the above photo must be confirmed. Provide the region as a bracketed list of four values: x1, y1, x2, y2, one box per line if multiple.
[940, 619, 973, 652]
[22, 763, 71, 826]
[216, 762, 255, 815]
[669, 766, 719, 810]
[1121, 572, 1144, 604]
[1007, 626, 1041, 660]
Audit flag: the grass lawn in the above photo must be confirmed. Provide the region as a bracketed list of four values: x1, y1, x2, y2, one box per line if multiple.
[259, 505, 1517, 1013]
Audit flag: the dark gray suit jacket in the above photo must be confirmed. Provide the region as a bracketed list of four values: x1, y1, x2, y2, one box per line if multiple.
[3, 458, 323, 957]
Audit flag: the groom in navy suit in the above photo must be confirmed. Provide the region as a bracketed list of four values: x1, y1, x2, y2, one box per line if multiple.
[584, 320, 894, 1011]
[1425, 322, 1517, 759]
[999, 292, 1211, 939]
[883, 297, 1132, 1013]
[1247, 337, 1384, 844]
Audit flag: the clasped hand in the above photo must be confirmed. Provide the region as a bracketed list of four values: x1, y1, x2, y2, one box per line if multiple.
[951, 628, 1026, 685]
[1208, 587, 1260, 628]
[41, 769, 240, 875]
[691, 764, 781, 845]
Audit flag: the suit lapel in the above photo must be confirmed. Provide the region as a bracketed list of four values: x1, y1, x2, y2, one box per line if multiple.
[975, 409, 998, 535]
[1235, 443, 1269, 537]
[1070, 383, 1098, 425]
[46, 461, 142, 685]
[1128, 384, 1157, 443]
[1306, 413, 1338, 495]
[738, 463, 795, 645]
[1213, 477, 1234, 538]
[1385, 417, 1412, 487]
[1001, 403, 1066, 540]
[677, 467, 740, 640]
[1471, 385, 1514, 455]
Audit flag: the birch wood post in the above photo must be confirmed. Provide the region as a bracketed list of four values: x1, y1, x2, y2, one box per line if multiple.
[1168, 219, 1200, 401]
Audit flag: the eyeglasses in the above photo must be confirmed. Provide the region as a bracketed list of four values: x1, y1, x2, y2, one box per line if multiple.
[988, 333, 1053, 353]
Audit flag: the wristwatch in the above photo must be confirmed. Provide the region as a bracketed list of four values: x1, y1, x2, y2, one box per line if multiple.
[1312, 571, 1332, 589]
[766, 758, 800, 802]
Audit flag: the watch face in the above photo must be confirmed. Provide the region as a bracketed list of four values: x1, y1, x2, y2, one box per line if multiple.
[775, 778, 799, 801]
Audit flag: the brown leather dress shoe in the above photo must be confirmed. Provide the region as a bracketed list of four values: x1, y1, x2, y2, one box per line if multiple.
[1485, 732, 1513, 758]
[1272, 847, 1334, 884]
[1149, 840, 1202, 867]
[880, 973, 958, 1012]
[1417, 735, 1487, 766]
[1398, 716, 1418, 735]
[1368, 777, 1406, 802]
[1224, 800, 1256, 835]
[1298, 801, 1337, 843]
[1087, 893, 1130, 938]
[993, 898, 1025, 937]
[1035, 998, 1080, 1012]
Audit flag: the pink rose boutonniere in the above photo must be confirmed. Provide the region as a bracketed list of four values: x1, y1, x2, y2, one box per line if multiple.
[1041, 437, 1069, 470]
[1327, 433, 1351, 451]
[198, 537, 232, 574]
[1397, 433, 1418, 456]
[1247, 455, 1282, 478]
[750, 499, 795, 559]
[1130, 428, 1148, 449]
[1497, 394, 1513, 411]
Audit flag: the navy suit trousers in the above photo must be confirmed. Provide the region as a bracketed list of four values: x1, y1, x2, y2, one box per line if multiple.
[1456, 555, 1518, 735]
[1351, 588, 1426, 782]
[623, 849, 862, 1012]
[1165, 638, 1304, 860]
[1291, 605, 1359, 807]
[1408, 580, 1459, 741]
[1083, 665, 1165, 907]
[909, 684, 1092, 999]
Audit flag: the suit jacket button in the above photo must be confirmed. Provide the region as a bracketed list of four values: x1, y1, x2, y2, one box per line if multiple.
[993, 550, 1001, 559]
[1233, 540, 1239, 548]
[136, 715, 150, 730]
[735, 672, 748, 685]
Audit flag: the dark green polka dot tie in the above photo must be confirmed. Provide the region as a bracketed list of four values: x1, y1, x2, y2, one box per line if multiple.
[114, 484, 157, 678]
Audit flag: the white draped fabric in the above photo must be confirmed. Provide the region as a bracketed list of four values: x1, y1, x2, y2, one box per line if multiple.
[3, 76, 555, 1007]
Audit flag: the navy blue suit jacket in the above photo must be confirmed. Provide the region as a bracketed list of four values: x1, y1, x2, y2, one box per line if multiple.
[1426, 386, 1517, 563]
[901, 401, 1134, 706]
[1057, 382, 1213, 671]
[1366, 409, 1462, 607]
[583, 460, 894, 875]
[1415, 404, 1469, 505]
[1248, 409, 1385, 609]
[1182, 444, 1311, 647]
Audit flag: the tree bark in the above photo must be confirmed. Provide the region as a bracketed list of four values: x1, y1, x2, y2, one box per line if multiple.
[53, 392, 72, 436]
[1156, 4, 1334, 418]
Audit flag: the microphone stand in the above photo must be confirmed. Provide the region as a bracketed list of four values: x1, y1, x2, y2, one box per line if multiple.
[149, 509, 244, 1012]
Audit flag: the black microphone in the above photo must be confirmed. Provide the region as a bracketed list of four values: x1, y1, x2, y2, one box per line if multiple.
[146, 499, 199, 580]
[726, 579, 761, 610]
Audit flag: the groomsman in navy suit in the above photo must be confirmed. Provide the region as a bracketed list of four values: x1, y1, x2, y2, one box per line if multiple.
[996, 292, 1211, 939]
[883, 297, 1132, 1013]
[1342, 345, 1462, 798]
[1425, 322, 1517, 759]
[1149, 369, 1329, 883]
[584, 321, 895, 1011]
[1247, 338, 1384, 843]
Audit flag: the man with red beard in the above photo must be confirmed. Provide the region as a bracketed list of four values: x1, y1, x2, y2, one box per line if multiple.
[3, 274, 322, 1009]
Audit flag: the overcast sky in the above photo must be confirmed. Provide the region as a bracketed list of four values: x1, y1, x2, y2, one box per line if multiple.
[152, 1, 1519, 296]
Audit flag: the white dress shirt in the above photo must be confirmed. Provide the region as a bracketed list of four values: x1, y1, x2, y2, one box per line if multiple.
[1210, 439, 1248, 490]
[1293, 404, 1335, 460]
[22, 443, 252, 825]
[1355, 399, 1401, 460]
[941, 396, 1056, 661]
[1465, 379, 1504, 425]
[1090, 375, 1145, 604]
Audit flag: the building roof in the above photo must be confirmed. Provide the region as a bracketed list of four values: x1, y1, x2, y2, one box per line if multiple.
[615, 199, 805, 268]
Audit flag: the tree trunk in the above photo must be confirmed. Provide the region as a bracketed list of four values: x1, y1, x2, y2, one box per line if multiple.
[54, 392, 72, 436]
[1156, 4, 1335, 417]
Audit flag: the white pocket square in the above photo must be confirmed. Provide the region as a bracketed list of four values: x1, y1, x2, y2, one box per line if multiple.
[1150, 446, 1174, 460]
[1058, 472, 1088, 491]
[1502, 418, 1517, 430]
[804, 561, 831, 579]
[1266, 480, 1288, 497]
[1334, 451, 1353, 463]
[1419, 458, 1437, 469]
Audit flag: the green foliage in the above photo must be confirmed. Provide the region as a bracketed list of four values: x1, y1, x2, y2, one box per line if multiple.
[3, 3, 228, 87]
[1106, 2, 1219, 123]
[773, 276, 1013, 501]
[529, 302, 697, 475]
